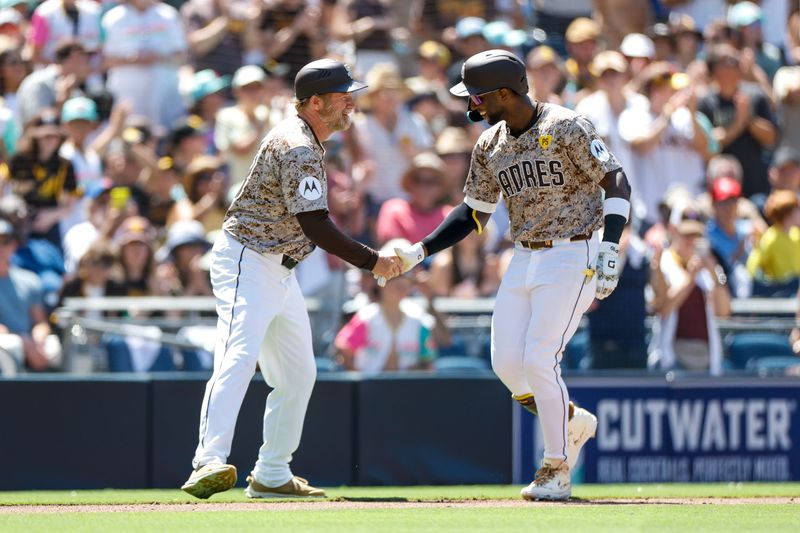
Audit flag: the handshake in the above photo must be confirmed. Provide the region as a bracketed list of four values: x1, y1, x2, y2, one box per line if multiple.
[371, 242, 426, 287]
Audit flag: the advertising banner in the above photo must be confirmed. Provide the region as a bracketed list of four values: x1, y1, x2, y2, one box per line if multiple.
[513, 378, 800, 483]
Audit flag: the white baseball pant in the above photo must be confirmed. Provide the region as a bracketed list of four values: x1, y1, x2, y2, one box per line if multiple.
[192, 231, 317, 487]
[491, 234, 598, 462]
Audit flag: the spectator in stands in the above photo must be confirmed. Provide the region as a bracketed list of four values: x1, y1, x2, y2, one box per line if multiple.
[773, 66, 800, 152]
[670, 14, 702, 72]
[650, 23, 674, 64]
[352, 62, 432, 222]
[155, 219, 212, 297]
[58, 238, 125, 305]
[258, 0, 325, 83]
[0, 218, 62, 372]
[375, 152, 451, 245]
[114, 216, 159, 297]
[575, 51, 644, 213]
[593, 0, 652, 50]
[16, 39, 92, 129]
[215, 65, 275, 193]
[0, 46, 26, 117]
[8, 108, 77, 249]
[62, 177, 117, 274]
[649, 212, 731, 375]
[181, 0, 263, 77]
[27, 0, 101, 66]
[330, 0, 396, 76]
[698, 43, 777, 199]
[696, 154, 767, 235]
[0, 193, 65, 309]
[706, 176, 753, 297]
[0, 4, 26, 50]
[435, 126, 472, 204]
[144, 156, 184, 229]
[664, 0, 725, 36]
[563, 17, 600, 102]
[620, 33, 655, 80]
[187, 69, 230, 154]
[789, 7, 800, 66]
[746, 189, 800, 284]
[407, 40, 451, 95]
[587, 223, 650, 369]
[428, 222, 501, 298]
[727, 1, 782, 83]
[444, 17, 488, 86]
[525, 45, 564, 105]
[165, 115, 208, 170]
[334, 241, 440, 374]
[171, 155, 227, 233]
[619, 62, 710, 226]
[58, 96, 104, 236]
[768, 146, 800, 193]
[101, 0, 188, 128]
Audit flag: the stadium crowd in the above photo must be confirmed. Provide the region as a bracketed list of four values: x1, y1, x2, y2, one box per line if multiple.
[1, 0, 800, 376]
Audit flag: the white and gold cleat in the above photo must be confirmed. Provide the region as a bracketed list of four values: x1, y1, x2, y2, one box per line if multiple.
[181, 463, 237, 499]
[521, 459, 571, 501]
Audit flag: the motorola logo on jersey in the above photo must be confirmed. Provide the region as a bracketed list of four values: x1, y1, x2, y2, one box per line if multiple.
[298, 176, 322, 201]
[497, 160, 565, 197]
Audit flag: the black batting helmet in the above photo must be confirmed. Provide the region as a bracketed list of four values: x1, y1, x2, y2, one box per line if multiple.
[295, 59, 367, 100]
[450, 49, 529, 98]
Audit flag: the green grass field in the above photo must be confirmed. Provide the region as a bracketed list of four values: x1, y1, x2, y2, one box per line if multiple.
[1, 484, 798, 533]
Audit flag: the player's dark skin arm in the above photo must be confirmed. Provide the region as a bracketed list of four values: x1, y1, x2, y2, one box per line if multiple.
[599, 168, 632, 244]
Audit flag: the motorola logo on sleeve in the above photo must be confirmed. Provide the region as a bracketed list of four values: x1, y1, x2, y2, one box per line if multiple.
[299, 176, 323, 200]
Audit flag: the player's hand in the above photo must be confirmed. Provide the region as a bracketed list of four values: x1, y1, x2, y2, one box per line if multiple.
[595, 241, 621, 300]
[372, 253, 402, 285]
[394, 242, 426, 273]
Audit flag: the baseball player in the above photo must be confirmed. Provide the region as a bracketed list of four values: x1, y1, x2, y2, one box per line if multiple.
[394, 50, 631, 501]
[181, 59, 402, 499]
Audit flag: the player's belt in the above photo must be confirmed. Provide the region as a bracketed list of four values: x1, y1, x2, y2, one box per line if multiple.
[281, 254, 299, 270]
[517, 232, 592, 250]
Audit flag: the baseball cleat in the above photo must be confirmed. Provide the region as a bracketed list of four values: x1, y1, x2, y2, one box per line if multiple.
[521, 459, 571, 501]
[245, 474, 326, 498]
[567, 406, 598, 469]
[181, 463, 237, 499]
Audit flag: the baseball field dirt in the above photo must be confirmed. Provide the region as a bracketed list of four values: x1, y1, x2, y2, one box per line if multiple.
[1, 484, 798, 532]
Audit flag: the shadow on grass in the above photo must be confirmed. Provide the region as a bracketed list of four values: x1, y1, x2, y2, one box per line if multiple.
[334, 497, 410, 502]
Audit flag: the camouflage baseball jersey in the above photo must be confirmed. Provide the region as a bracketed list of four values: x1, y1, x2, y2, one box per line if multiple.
[464, 103, 622, 242]
[223, 116, 327, 260]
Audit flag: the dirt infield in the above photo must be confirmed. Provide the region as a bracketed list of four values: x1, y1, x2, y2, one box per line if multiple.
[0, 497, 797, 514]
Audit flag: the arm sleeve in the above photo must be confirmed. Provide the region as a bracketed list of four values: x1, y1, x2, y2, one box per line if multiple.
[421, 202, 489, 256]
[296, 209, 378, 270]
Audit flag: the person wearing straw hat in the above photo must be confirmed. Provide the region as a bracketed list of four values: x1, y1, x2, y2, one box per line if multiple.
[352, 62, 432, 211]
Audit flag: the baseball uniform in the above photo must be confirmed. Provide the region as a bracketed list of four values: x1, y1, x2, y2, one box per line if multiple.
[464, 103, 621, 462]
[191, 114, 327, 487]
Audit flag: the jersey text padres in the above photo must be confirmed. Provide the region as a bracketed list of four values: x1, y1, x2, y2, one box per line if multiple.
[464, 103, 621, 242]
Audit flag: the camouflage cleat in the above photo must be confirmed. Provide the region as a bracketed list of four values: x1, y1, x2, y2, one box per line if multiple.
[181, 463, 237, 499]
[245, 474, 326, 498]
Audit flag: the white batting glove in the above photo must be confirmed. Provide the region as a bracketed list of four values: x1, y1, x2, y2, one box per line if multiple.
[394, 242, 426, 273]
[595, 241, 621, 300]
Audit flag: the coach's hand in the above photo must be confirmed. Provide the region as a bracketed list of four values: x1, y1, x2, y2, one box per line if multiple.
[373, 253, 402, 285]
[394, 242, 426, 273]
[595, 241, 621, 300]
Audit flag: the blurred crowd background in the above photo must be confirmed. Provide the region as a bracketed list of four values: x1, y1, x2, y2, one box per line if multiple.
[1, 0, 800, 377]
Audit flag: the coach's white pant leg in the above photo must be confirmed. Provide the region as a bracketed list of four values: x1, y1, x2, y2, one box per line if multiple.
[491, 248, 534, 397]
[252, 272, 317, 487]
[523, 239, 598, 461]
[192, 236, 286, 468]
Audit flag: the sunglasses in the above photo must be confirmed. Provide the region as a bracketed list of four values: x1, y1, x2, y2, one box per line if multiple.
[468, 90, 495, 106]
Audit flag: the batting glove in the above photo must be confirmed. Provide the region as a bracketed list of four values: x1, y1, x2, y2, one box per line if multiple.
[595, 241, 621, 300]
[394, 242, 426, 273]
